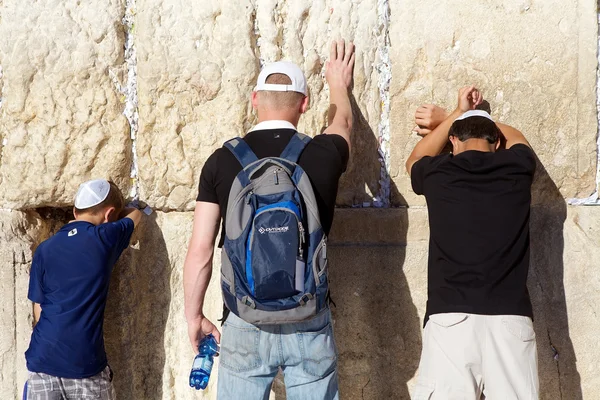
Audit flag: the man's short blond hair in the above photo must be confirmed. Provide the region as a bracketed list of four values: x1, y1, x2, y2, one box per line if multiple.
[258, 73, 306, 109]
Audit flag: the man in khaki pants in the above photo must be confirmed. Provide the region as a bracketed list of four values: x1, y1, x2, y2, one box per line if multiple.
[406, 87, 539, 400]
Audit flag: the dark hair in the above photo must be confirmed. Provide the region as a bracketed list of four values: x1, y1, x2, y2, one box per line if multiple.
[74, 181, 125, 216]
[449, 117, 501, 144]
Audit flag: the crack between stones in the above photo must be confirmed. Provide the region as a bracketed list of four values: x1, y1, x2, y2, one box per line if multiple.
[373, 0, 391, 208]
[123, 0, 139, 201]
[567, 10, 600, 206]
[12, 251, 18, 399]
[547, 328, 564, 399]
[110, 0, 139, 201]
[252, 1, 264, 68]
[0, 65, 5, 166]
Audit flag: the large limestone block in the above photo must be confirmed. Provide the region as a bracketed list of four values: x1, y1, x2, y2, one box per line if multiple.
[105, 212, 280, 399]
[137, 0, 385, 209]
[103, 212, 218, 399]
[328, 205, 600, 399]
[0, 0, 131, 208]
[136, 0, 259, 211]
[255, 0, 384, 206]
[0, 211, 48, 399]
[389, 0, 598, 206]
[529, 204, 600, 400]
[327, 208, 428, 399]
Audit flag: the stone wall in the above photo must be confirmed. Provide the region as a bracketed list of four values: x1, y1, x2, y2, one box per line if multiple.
[1, 0, 599, 399]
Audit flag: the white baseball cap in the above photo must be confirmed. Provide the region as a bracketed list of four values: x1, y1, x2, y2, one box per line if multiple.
[74, 179, 110, 209]
[455, 110, 493, 122]
[254, 61, 307, 96]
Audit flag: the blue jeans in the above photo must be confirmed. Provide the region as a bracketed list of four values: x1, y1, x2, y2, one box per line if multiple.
[217, 308, 339, 400]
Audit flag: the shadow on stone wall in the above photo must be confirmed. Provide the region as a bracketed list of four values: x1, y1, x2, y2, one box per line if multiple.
[335, 94, 387, 206]
[529, 160, 583, 399]
[332, 96, 420, 399]
[328, 208, 420, 400]
[105, 213, 171, 399]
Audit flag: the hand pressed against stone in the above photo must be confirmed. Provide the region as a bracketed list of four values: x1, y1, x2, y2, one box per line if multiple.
[413, 87, 482, 136]
[457, 85, 483, 112]
[325, 39, 355, 90]
[323, 39, 355, 150]
[415, 105, 449, 136]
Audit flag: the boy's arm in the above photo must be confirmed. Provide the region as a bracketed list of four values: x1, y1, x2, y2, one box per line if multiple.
[33, 303, 41, 326]
[183, 201, 221, 353]
[324, 39, 355, 151]
[119, 207, 142, 228]
[406, 86, 482, 175]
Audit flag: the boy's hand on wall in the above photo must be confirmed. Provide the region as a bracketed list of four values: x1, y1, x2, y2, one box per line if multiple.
[415, 104, 449, 136]
[456, 85, 483, 113]
[188, 316, 221, 354]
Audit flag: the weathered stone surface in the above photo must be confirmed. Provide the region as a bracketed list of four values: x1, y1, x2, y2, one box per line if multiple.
[0, 0, 131, 208]
[103, 212, 280, 399]
[3, 205, 600, 399]
[135, 0, 259, 211]
[254, 0, 383, 206]
[104, 212, 218, 399]
[529, 205, 600, 400]
[328, 209, 427, 400]
[389, 0, 598, 206]
[328, 206, 600, 399]
[0, 211, 48, 399]
[137, 0, 384, 209]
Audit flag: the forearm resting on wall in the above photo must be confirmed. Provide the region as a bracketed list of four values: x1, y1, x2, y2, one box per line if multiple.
[406, 109, 461, 173]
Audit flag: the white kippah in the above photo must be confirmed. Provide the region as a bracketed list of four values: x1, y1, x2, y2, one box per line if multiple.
[455, 110, 494, 121]
[74, 179, 110, 209]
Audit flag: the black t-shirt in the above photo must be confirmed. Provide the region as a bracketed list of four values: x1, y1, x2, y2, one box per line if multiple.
[197, 128, 349, 244]
[411, 144, 536, 326]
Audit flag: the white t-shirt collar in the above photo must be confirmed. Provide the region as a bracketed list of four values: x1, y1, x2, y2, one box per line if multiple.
[250, 120, 297, 132]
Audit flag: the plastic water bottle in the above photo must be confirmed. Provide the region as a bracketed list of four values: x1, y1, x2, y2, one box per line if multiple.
[189, 334, 219, 390]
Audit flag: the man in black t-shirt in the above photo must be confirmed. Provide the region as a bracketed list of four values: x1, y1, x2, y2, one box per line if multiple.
[183, 40, 354, 399]
[407, 87, 539, 399]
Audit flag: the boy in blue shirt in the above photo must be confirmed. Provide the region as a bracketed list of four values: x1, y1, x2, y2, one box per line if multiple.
[24, 179, 142, 400]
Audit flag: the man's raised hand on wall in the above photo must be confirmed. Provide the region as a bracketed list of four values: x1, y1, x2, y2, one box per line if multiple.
[325, 39, 355, 91]
[324, 39, 355, 150]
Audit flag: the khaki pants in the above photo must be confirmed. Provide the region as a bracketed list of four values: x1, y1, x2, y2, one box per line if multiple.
[412, 313, 539, 400]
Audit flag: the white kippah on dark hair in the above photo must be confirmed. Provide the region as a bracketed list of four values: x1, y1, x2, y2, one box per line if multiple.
[455, 110, 493, 122]
[74, 179, 110, 209]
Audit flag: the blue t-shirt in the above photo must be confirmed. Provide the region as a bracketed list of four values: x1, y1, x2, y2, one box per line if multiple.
[25, 218, 135, 378]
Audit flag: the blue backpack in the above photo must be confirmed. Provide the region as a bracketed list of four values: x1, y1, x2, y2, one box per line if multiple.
[220, 132, 329, 324]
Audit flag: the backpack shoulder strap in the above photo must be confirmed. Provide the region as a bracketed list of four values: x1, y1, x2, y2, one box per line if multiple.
[224, 137, 259, 168]
[280, 132, 311, 163]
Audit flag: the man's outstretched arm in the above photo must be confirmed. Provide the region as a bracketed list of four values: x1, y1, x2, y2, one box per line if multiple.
[183, 201, 221, 352]
[406, 86, 482, 175]
[324, 39, 355, 152]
